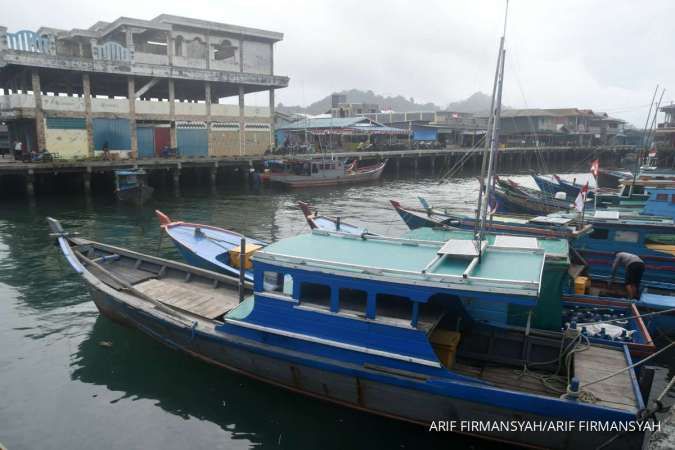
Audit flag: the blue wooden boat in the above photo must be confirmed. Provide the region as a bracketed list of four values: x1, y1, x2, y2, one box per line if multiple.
[114, 169, 154, 205]
[532, 174, 592, 199]
[495, 177, 577, 215]
[390, 199, 589, 240]
[49, 217, 657, 450]
[155, 210, 267, 282]
[643, 187, 675, 219]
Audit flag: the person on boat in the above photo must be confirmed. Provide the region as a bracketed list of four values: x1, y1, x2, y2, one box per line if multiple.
[608, 252, 645, 299]
[102, 141, 111, 161]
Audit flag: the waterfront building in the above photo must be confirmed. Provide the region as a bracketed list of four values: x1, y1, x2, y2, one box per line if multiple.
[495, 108, 625, 147]
[275, 116, 408, 151]
[0, 15, 288, 159]
[656, 103, 675, 148]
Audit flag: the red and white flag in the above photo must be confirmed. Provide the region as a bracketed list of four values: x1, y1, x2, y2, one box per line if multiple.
[574, 182, 589, 212]
[590, 159, 599, 178]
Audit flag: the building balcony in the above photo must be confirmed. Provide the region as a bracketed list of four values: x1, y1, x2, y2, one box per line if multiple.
[0, 93, 271, 120]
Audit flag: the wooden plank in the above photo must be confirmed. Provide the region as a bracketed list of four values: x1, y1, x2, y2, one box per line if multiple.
[574, 346, 637, 411]
[133, 278, 239, 320]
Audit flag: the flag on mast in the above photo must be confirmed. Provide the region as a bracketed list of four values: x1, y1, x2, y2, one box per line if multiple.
[574, 182, 589, 212]
[590, 159, 599, 178]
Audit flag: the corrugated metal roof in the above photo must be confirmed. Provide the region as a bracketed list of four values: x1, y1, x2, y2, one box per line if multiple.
[277, 117, 368, 130]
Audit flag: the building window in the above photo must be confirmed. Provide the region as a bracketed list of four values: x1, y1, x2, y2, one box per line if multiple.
[263, 272, 293, 296]
[376, 294, 412, 322]
[300, 282, 331, 310]
[339, 288, 367, 317]
[589, 228, 609, 240]
[614, 231, 639, 243]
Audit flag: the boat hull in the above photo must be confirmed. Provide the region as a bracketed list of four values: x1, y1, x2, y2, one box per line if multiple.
[274, 162, 386, 188]
[86, 284, 649, 450]
[116, 185, 154, 205]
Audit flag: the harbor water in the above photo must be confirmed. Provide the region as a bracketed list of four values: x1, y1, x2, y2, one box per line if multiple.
[0, 172, 672, 450]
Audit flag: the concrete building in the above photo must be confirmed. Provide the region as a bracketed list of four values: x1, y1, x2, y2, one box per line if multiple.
[276, 116, 408, 152]
[360, 111, 488, 146]
[656, 103, 675, 148]
[330, 102, 379, 118]
[0, 15, 288, 159]
[496, 108, 625, 146]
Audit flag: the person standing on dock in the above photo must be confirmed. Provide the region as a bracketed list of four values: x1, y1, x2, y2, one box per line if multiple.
[608, 252, 645, 299]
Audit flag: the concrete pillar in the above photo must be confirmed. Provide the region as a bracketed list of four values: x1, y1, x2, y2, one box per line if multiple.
[395, 158, 400, 177]
[83, 168, 91, 194]
[210, 163, 218, 187]
[269, 88, 275, 148]
[82, 73, 94, 156]
[127, 77, 137, 158]
[413, 157, 418, 175]
[205, 82, 212, 155]
[166, 32, 174, 66]
[238, 86, 245, 156]
[430, 156, 436, 175]
[0, 27, 7, 52]
[31, 71, 46, 152]
[168, 79, 177, 148]
[173, 166, 181, 193]
[26, 170, 35, 197]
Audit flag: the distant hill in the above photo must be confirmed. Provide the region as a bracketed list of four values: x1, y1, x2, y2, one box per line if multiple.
[277, 89, 442, 115]
[446, 92, 494, 113]
[277, 89, 497, 115]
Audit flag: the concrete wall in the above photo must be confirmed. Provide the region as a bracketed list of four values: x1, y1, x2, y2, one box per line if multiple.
[242, 40, 272, 75]
[209, 125, 240, 156]
[42, 96, 86, 113]
[91, 98, 130, 114]
[45, 128, 88, 158]
[136, 100, 170, 115]
[175, 102, 206, 116]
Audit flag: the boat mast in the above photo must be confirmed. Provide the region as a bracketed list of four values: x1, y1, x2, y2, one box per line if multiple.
[631, 85, 659, 192]
[477, 1, 509, 256]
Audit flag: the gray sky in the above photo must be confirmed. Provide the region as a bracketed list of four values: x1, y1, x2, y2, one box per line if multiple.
[2, 0, 673, 126]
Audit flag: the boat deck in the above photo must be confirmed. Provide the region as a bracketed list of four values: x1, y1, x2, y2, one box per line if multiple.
[574, 346, 637, 412]
[455, 345, 638, 412]
[134, 278, 240, 319]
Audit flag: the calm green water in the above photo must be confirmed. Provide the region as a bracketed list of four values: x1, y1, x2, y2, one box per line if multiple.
[0, 173, 670, 450]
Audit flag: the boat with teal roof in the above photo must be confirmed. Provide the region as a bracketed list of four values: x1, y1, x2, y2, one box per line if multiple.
[49, 216, 658, 450]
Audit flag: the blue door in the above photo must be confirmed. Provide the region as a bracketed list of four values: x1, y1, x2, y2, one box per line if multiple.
[137, 127, 155, 159]
[177, 128, 208, 157]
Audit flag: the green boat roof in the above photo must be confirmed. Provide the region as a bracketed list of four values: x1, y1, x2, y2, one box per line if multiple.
[255, 230, 547, 297]
[403, 228, 569, 263]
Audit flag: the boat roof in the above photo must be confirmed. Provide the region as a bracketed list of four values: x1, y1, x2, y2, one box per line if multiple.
[402, 228, 569, 262]
[115, 169, 147, 176]
[254, 230, 546, 297]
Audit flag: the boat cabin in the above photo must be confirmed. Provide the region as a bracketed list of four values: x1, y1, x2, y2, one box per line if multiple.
[115, 169, 148, 191]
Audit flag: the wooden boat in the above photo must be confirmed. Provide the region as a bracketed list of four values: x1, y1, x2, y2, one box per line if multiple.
[155, 210, 267, 282]
[50, 217, 657, 449]
[389, 199, 590, 240]
[494, 178, 576, 215]
[114, 169, 153, 205]
[297, 201, 369, 235]
[597, 169, 631, 189]
[532, 174, 595, 199]
[264, 159, 386, 188]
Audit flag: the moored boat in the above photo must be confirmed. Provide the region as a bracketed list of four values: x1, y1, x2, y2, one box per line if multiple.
[264, 158, 386, 188]
[114, 169, 154, 205]
[49, 217, 658, 450]
[155, 210, 267, 282]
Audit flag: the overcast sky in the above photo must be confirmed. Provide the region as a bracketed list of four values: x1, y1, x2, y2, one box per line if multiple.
[2, 0, 674, 126]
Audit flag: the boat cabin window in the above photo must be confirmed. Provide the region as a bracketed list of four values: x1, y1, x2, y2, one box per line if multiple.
[263, 271, 293, 297]
[376, 294, 411, 321]
[300, 282, 331, 310]
[656, 193, 668, 201]
[589, 228, 609, 240]
[338, 288, 367, 317]
[614, 230, 639, 243]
